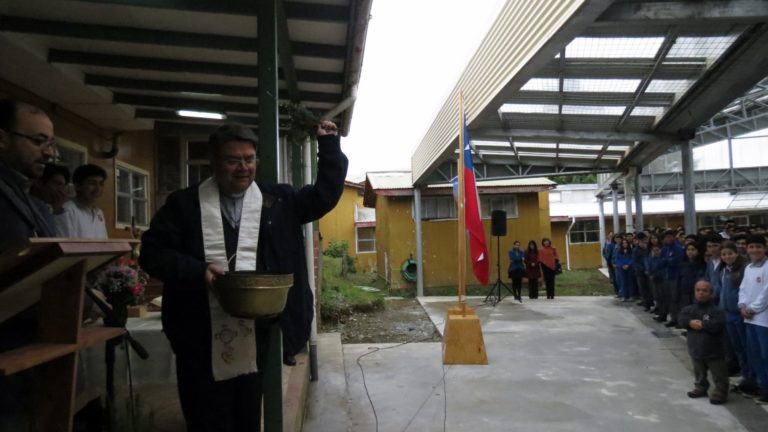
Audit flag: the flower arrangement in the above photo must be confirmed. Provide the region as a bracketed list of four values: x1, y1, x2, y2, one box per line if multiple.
[94, 261, 147, 326]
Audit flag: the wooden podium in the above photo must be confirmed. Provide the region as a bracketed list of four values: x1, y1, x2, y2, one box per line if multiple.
[0, 239, 133, 432]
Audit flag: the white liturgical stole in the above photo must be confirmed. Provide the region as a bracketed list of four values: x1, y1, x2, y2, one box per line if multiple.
[199, 177, 262, 381]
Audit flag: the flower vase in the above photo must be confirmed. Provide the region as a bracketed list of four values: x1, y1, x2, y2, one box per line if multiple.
[104, 303, 129, 328]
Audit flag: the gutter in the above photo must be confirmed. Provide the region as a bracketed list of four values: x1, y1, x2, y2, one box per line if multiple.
[564, 216, 577, 271]
[338, 0, 373, 136]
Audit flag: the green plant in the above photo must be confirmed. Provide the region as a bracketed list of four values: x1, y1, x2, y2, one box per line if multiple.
[319, 256, 384, 322]
[283, 102, 320, 144]
[324, 240, 356, 273]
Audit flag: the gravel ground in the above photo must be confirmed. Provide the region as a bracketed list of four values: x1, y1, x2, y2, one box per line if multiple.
[320, 298, 441, 344]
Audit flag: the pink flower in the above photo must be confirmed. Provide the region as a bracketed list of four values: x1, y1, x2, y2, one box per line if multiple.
[132, 283, 142, 295]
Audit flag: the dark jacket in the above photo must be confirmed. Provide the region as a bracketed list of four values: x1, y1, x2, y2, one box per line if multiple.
[716, 258, 746, 315]
[632, 246, 648, 274]
[679, 300, 726, 359]
[0, 160, 54, 252]
[524, 250, 540, 279]
[508, 248, 524, 276]
[658, 241, 684, 281]
[139, 135, 347, 358]
[678, 259, 706, 297]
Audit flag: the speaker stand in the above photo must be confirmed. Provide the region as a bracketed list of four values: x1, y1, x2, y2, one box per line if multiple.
[484, 235, 515, 306]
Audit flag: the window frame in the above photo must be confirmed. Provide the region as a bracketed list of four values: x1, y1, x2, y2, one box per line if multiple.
[569, 219, 601, 244]
[115, 161, 151, 230]
[356, 225, 376, 254]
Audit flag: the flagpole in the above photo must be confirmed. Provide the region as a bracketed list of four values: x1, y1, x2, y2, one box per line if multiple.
[458, 92, 466, 315]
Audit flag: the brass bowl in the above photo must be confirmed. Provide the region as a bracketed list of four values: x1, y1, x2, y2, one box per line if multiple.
[213, 272, 293, 319]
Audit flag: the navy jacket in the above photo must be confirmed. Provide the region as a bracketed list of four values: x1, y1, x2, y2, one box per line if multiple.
[678, 259, 706, 297]
[679, 300, 726, 359]
[632, 246, 648, 273]
[139, 135, 347, 358]
[716, 258, 746, 315]
[658, 241, 684, 281]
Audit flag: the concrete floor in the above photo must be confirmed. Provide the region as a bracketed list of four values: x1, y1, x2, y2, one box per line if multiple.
[306, 296, 768, 432]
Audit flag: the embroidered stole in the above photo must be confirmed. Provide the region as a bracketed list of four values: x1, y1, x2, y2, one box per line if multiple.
[199, 177, 262, 381]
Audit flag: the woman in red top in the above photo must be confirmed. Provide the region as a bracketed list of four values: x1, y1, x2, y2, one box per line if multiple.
[539, 238, 560, 299]
[524, 240, 541, 299]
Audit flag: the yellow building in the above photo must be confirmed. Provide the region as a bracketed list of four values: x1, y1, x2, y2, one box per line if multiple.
[318, 180, 377, 272]
[364, 172, 555, 293]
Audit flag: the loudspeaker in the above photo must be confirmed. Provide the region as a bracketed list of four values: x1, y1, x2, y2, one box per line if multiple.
[491, 210, 507, 236]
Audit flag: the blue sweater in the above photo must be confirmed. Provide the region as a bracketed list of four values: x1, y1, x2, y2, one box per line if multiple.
[508, 249, 525, 273]
[678, 259, 706, 296]
[718, 261, 746, 315]
[658, 241, 684, 281]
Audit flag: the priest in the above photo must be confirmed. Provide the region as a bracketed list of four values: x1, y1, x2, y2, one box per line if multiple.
[139, 121, 347, 431]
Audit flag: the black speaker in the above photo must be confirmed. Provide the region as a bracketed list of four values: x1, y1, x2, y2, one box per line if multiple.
[491, 210, 507, 236]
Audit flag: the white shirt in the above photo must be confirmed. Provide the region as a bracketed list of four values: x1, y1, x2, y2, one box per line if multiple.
[54, 199, 108, 239]
[738, 257, 768, 328]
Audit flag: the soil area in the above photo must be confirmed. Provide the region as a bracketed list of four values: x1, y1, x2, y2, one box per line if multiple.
[319, 298, 442, 344]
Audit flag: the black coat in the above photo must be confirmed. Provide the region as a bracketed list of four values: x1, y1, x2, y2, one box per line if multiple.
[139, 135, 347, 358]
[0, 160, 54, 253]
[678, 300, 726, 359]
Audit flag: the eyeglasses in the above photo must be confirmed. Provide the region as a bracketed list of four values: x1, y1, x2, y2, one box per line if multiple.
[10, 131, 57, 149]
[222, 155, 259, 167]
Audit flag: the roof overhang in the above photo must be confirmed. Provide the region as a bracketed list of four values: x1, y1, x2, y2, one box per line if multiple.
[0, 0, 372, 136]
[411, 0, 768, 186]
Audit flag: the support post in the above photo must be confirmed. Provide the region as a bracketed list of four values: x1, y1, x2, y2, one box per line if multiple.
[727, 126, 735, 189]
[597, 195, 606, 267]
[634, 169, 644, 232]
[611, 183, 620, 234]
[414, 187, 424, 297]
[258, 1, 283, 430]
[681, 140, 697, 234]
[624, 173, 634, 233]
[304, 137, 319, 381]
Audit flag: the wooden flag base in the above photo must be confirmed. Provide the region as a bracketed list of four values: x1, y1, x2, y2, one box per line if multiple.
[442, 306, 488, 365]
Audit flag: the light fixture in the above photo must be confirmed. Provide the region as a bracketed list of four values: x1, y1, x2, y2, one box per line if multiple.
[176, 110, 226, 120]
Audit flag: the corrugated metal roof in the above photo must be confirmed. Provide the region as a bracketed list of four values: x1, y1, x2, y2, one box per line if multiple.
[428, 177, 556, 188]
[366, 172, 413, 191]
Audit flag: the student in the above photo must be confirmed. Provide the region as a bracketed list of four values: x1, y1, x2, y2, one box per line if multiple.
[656, 230, 684, 325]
[507, 240, 524, 301]
[615, 238, 634, 302]
[679, 280, 728, 405]
[633, 232, 651, 309]
[738, 235, 768, 404]
[524, 240, 541, 299]
[674, 242, 707, 328]
[54, 164, 108, 239]
[30, 163, 70, 215]
[538, 238, 559, 300]
[717, 241, 757, 395]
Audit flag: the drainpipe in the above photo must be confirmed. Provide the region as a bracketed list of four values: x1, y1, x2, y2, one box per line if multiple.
[304, 137, 319, 381]
[565, 216, 577, 271]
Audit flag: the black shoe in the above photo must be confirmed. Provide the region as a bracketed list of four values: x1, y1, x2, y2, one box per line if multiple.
[652, 315, 666, 322]
[687, 389, 707, 398]
[710, 395, 726, 405]
[664, 321, 678, 327]
[283, 354, 296, 366]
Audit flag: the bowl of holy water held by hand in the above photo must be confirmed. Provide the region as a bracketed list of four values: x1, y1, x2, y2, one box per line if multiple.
[213, 271, 293, 319]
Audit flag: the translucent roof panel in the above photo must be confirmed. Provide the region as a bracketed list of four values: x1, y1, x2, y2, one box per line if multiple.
[667, 36, 739, 60]
[631, 106, 666, 117]
[520, 78, 559, 91]
[646, 80, 695, 94]
[515, 142, 557, 149]
[564, 37, 665, 58]
[564, 79, 640, 93]
[499, 103, 559, 114]
[558, 143, 606, 150]
[561, 105, 626, 116]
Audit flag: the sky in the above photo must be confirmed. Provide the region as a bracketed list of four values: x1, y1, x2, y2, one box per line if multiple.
[340, 0, 507, 181]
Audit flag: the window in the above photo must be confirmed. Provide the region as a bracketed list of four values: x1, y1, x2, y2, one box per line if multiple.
[356, 226, 376, 253]
[549, 192, 562, 203]
[421, 196, 457, 220]
[480, 195, 518, 218]
[116, 163, 150, 228]
[186, 139, 211, 186]
[570, 220, 600, 243]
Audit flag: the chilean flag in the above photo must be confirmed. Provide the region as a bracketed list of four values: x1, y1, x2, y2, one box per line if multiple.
[461, 114, 489, 285]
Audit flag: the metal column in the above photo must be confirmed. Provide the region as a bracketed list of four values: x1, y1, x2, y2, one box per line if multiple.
[681, 140, 697, 234]
[634, 169, 644, 232]
[611, 183, 620, 234]
[414, 187, 424, 297]
[598, 195, 606, 267]
[624, 174, 634, 233]
[257, 1, 283, 430]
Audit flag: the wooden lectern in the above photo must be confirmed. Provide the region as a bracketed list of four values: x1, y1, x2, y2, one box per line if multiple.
[0, 239, 133, 431]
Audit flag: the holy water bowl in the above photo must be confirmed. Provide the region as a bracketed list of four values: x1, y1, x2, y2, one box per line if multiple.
[213, 272, 293, 319]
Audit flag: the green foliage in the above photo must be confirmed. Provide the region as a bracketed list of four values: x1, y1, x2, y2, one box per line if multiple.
[424, 270, 614, 297]
[549, 174, 598, 184]
[320, 256, 385, 322]
[324, 240, 356, 273]
[282, 102, 319, 144]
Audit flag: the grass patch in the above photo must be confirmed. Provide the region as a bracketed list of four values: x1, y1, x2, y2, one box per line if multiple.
[320, 256, 386, 322]
[423, 269, 613, 297]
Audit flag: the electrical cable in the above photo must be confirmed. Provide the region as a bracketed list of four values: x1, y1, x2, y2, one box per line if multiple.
[355, 336, 447, 432]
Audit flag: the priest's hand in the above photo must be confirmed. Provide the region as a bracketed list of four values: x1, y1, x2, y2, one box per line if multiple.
[317, 120, 338, 136]
[205, 263, 227, 292]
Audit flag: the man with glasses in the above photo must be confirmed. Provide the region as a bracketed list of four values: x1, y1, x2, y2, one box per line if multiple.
[0, 100, 56, 251]
[0, 100, 57, 430]
[140, 121, 347, 431]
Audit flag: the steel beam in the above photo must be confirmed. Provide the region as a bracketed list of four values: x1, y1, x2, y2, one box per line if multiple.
[634, 169, 644, 232]
[611, 183, 620, 234]
[276, 0, 300, 102]
[85, 74, 340, 103]
[537, 58, 707, 80]
[624, 174, 634, 233]
[512, 90, 675, 107]
[48, 50, 344, 84]
[0, 14, 345, 58]
[471, 128, 677, 144]
[67, 0, 349, 21]
[681, 141, 697, 234]
[596, 0, 768, 25]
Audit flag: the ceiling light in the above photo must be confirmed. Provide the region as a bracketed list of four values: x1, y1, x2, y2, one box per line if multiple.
[176, 110, 226, 120]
